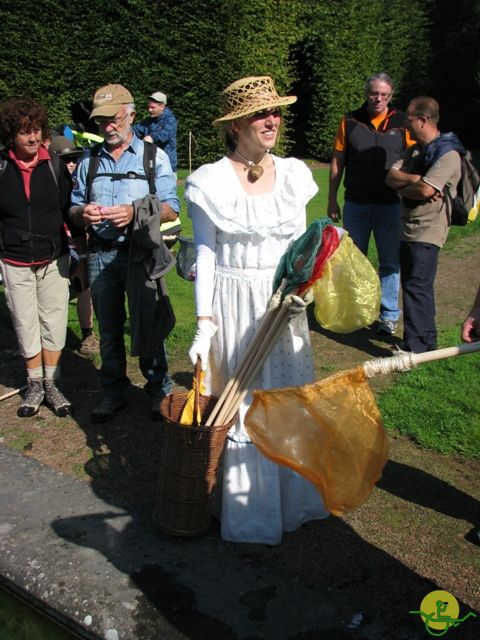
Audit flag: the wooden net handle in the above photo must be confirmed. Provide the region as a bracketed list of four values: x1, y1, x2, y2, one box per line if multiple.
[363, 341, 480, 378]
[193, 358, 202, 426]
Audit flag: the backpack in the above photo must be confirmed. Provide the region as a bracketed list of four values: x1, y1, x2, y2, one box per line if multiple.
[84, 140, 182, 242]
[443, 150, 480, 226]
[85, 140, 157, 201]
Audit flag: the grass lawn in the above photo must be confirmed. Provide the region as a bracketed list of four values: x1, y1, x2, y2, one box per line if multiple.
[378, 326, 480, 457]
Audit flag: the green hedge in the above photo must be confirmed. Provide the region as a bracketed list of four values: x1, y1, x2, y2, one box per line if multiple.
[1, 0, 478, 167]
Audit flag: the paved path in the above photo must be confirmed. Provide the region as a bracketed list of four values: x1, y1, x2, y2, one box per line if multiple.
[0, 446, 373, 640]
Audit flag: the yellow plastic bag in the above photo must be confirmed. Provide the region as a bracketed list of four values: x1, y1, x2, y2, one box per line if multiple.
[179, 369, 206, 426]
[244, 367, 388, 516]
[313, 233, 380, 333]
[468, 190, 480, 223]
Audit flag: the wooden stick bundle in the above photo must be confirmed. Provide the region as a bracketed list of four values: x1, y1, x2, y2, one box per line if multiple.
[205, 281, 291, 427]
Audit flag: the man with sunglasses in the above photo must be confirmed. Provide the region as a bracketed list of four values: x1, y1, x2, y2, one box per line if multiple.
[69, 84, 180, 423]
[327, 72, 412, 337]
[386, 97, 462, 353]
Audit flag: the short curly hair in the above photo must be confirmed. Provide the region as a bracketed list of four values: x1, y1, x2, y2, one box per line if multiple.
[0, 98, 50, 149]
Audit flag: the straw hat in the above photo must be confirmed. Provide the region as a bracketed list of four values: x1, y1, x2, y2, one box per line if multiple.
[213, 76, 297, 124]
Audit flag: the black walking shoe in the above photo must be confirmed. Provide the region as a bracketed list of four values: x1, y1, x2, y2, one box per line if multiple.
[377, 319, 398, 335]
[91, 396, 128, 423]
[17, 379, 44, 417]
[43, 379, 73, 417]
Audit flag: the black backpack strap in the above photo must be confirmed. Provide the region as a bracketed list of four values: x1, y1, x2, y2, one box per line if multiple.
[47, 152, 62, 190]
[86, 143, 102, 203]
[0, 154, 61, 187]
[442, 186, 453, 225]
[84, 141, 156, 200]
[143, 140, 157, 195]
[92, 171, 149, 182]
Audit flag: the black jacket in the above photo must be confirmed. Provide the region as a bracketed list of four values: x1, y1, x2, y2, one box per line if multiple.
[0, 151, 72, 263]
[343, 103, 409, 204]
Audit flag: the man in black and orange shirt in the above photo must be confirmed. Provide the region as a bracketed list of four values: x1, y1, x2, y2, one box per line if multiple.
[327, 72, 413, 336]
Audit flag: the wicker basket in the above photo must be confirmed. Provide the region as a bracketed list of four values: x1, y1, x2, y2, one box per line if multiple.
[153, 389, 236, 537]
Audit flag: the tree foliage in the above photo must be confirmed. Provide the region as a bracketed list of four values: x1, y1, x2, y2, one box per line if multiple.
[0, 0, 477, 167]
[425, 0, 480, 149]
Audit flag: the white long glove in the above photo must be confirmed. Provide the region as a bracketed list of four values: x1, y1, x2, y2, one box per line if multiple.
[288, 288, 314, 320]
[188, 319, 218, 370]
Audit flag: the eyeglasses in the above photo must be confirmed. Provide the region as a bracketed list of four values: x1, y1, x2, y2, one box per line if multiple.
[61, 155, 78, 164]
[367, 92, 391, 100]
[405, 115, 426, 124]
[94, 112, 130, 127]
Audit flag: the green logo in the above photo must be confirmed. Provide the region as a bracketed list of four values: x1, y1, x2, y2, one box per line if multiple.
[410, 590, 477, 636]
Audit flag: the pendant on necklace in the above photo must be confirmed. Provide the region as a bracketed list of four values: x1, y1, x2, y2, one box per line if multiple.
[248, 163, 264, 180]
[235, 148, 266, 181]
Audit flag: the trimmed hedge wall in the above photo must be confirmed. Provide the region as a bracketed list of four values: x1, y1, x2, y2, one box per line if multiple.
[0, 0, 478, 166]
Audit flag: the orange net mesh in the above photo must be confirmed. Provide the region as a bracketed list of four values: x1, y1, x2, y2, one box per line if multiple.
[244, 367, 388, 516]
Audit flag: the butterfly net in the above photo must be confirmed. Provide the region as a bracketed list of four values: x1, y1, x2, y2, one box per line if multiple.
[244, 367, 389, 516]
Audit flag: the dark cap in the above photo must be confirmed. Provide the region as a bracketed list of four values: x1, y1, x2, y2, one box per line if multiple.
[49, 136, 83, 159]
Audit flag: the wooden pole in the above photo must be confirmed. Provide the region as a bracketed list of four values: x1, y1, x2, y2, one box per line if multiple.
[205, 281, 287, 427]
[0, 385, 28, 403]
[363, 341, 480, 378]
[189, 131, 192, 176]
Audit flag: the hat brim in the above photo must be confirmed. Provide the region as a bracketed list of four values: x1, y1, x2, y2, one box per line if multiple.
[61, 152, 83, 160]
[90, 104, 123, 119]
[213, 95, 297, 125]
[148, 95, 166, 104]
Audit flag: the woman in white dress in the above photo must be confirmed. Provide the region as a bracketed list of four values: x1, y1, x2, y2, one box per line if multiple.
[185, 76, 329, 544]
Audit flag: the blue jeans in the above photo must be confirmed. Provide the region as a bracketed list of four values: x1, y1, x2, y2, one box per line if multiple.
[343, 200, 401, 322]
[400, 241, 439, 353]
[88, 248, 172, 399]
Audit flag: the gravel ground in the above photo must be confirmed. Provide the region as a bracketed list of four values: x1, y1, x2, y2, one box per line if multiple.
[0, 234, 479, 639]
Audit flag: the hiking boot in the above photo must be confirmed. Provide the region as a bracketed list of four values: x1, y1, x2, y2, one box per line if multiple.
[91, 396, 128, 423]
[377, 319, 398, 335]
[43, 378, 73, 417]
[17, 378, 44, 417]
[79, 332, 100, 357]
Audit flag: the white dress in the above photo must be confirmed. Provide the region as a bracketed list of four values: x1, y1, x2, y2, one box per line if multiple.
[185, 155, 329, 544]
